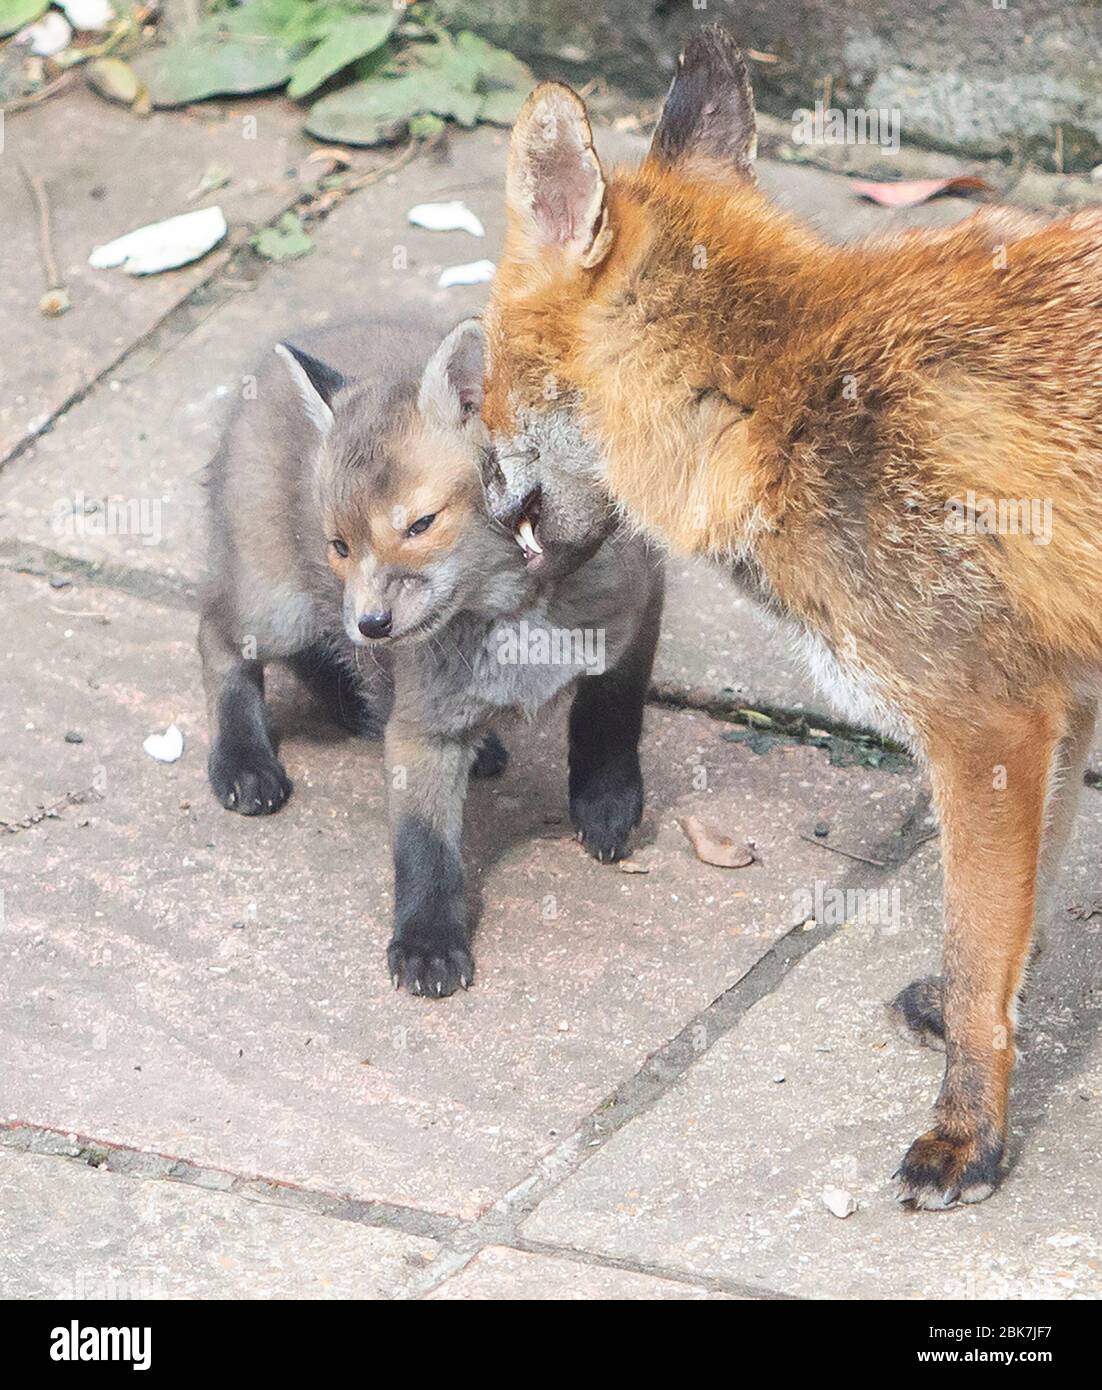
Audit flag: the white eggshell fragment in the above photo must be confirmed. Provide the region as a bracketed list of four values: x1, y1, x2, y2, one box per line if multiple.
[143, 724, 184, 763]
[408, 200, 485, 237]
[89, 206, 228, 276]
[438, 259, 495, 288]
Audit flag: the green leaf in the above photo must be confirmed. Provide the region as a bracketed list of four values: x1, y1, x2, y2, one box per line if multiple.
[287, 11, 397, 100]
[214, 0, 303, 39]
[478, 87, 526, 127]
[280, 0, 359, 46]
[454, 30, 533, 94]
[86, 57, 144, 107]
[0, 0, 49, 38]
[252, 211, 313, 261]
[408, 112, 445, 140]
[133, 37, 298, 106]
[307, 68, 481, 145]
[130, 0, 307, 106]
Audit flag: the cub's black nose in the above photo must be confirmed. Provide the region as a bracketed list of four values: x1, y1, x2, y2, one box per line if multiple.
[358, 609, 393, 639]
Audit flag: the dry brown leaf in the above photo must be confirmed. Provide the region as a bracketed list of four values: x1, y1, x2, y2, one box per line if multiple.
[678, 816, 754, 869]
[850, 175, 992, 208]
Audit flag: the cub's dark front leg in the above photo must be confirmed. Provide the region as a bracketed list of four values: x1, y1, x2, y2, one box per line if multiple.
[200, 611, 291, 815]
[568, 584, 662, 862]
[385, 722, 477, 997]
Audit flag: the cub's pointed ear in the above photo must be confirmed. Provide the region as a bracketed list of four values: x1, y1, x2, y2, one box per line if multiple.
[506, 83, 613, 269]
[418, 319, 486, 430]
[274, 342, 346, 435]
[647, 25, 757, 180]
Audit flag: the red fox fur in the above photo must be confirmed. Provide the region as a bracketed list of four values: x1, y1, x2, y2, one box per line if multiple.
[481, 26, 1102, 1207]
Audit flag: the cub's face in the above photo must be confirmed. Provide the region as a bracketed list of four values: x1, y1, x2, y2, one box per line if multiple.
[278, 319, 499, 647]
[322, 407, 487, 646]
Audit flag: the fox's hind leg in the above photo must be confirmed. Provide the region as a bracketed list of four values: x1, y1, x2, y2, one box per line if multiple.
[889, 696, 1095, 1055]
[200, 611, 291, 815]
[895, 699, 1062, 1209]
[287, 640, 391, 738]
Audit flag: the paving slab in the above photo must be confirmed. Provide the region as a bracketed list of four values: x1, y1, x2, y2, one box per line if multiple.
[0, 88, 317, 463]
[0, 567, 922, 1217]
[0, 1147, 436, 1299]
[426, 1245, 736, 1300]
[521, 811, 1102, 1299]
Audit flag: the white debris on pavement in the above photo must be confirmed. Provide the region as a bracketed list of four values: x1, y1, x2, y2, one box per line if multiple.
[437, 259, 495, 289]
[17, 12, 72, 55]
[407, 201, 485, 237]
[89, 206, 228, 276]
[143, 724, 184, 763]
[59, 0, 116, 30]
[821, 1187, 858, 1218]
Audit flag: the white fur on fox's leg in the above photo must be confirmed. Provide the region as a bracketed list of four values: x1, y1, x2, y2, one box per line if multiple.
[515, 519, 543, 555]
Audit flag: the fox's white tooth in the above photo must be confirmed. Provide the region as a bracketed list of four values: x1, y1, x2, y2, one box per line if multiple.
[516, 518, 543, 554]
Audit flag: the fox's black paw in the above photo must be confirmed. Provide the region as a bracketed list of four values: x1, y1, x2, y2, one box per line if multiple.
[208, 739, 291, 816]
[888, 976, 945, 1052]
[471, 731, 508, 779]
[570, 762, 643, 863]
[894, 1127, 1004, 1210]
[387, 931, 473, 998]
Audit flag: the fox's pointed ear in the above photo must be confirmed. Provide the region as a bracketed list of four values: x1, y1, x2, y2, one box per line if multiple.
[647, 26, 757, 179]
[418, 319, 486, 430]
[506, 83, 613, 269]
[274, 342, 346, 435]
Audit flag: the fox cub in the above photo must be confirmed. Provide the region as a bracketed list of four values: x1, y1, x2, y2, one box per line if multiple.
[479, 27, 1102, 1204]
[199, 318, 663, 995]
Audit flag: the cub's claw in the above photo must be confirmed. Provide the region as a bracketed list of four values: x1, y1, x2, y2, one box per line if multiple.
[387, 935, 473, 998]
[208, 740, 291, 816]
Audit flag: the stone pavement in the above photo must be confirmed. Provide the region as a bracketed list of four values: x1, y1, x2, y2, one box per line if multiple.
[1, 93, 1100, 1300]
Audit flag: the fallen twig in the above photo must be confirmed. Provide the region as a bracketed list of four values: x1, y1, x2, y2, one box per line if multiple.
[798, 833, 886, 868]
[18, 157, 68, 315]
[1, 69, 77, 116]
[0, 785, 102, 835]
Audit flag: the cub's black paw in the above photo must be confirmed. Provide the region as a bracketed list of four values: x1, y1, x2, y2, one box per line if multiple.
[387, 930, 473, 997]
[570, 762, 643, 863]
[888, 976, 945, 1052]
[894, 1127, 1005, 1210]
[471, 731, 508, 779]
[208, 739, 291, 816]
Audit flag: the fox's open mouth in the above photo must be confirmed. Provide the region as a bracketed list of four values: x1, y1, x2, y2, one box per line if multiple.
[513, 486, 544, 568]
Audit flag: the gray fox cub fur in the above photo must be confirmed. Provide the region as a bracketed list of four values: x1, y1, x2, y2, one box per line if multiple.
[199, 317, 663, 996]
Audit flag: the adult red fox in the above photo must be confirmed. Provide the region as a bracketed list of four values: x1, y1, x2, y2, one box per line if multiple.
[479, 25, 1102, 1207]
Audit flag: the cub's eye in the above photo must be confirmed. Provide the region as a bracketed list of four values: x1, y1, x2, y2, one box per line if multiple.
[407, 513, 436, 538]
[330, 538, 349, 558]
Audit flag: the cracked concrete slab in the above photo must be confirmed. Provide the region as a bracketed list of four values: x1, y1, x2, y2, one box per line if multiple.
[520, 815, 1102, 1298]
[0, 567, 921, 1218]
[0, 89, 316, 463]
[0, 1148, 437, 1300]
[425, 1245, 737, 1299]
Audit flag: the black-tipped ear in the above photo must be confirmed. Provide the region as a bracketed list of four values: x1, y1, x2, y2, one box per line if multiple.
[274, 342, 347, 435]
[647, 26, 757, 180]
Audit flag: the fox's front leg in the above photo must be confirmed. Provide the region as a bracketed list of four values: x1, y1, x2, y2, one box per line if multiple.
[896, 704, 1060, 1209]
[384, 722, 476, 997]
